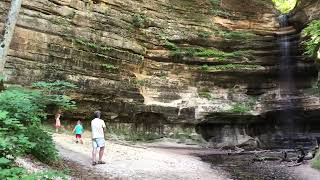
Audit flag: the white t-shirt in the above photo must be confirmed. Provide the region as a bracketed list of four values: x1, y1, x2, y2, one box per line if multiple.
[91, 118, 106, 139]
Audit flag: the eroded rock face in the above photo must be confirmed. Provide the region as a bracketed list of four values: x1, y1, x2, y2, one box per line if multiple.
[289, 0, 320, 62]
[289, 0, 320, 29]
[1, 0, 319, 148]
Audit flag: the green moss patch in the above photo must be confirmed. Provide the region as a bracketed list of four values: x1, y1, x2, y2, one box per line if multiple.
[200, 64, 263, 72]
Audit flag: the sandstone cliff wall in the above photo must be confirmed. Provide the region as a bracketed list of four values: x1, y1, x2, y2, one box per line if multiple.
[1, 0, 319, 148]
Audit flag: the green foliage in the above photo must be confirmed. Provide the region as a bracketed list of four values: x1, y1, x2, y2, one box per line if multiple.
[0, 75, 4, 81]
[164, 41, 179, 51]
[198, 91, 212, 100]
[132, 79, 147, 86]
[164, 41, 252, 60]
[209, 0, 221, 6]
[73, 36, 112, 53]
[25, 126, 59, 164]
[132, 13, 147, 28]
[213, 28, 256, 40]
[197, 31, 212, 38]
[0, 167, 66, 180]
[0, 82, 75, 178]
[308, 81, 320, 97]
[102, 63, 118, 71]
[0, 88, 45, 123]
[272, 0, 297, 13]
[302, 20, 320, 59]
[0, 110, 34, 159]
[0, 166, 27, 179]
[312, 150, 320, 170]
[201, 64, 209, 71]
[229, 102, 251, 113]
[32, 81, 77, 111]
[33, 81, 77, 92]
[200, 64, 262, 72]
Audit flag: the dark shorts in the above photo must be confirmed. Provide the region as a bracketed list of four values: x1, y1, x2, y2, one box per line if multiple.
[76, 134, 81, 138]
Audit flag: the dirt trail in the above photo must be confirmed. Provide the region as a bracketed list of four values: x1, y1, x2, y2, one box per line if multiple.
[53, 133, 229, 180]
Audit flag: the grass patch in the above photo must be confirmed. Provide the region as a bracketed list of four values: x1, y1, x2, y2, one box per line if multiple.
[197, 31, 212, 38]
[200, 64, 262, 72]
[164, 41, 252, 60]
[198, 91, 212, 100]
[198, 88, 212, 100]
[229, 102, 251, 113]
[73, 36, 112, 51]
[102, 63, 118, 71]
[213, 28, 256, 40]
[164, 41, 179, 51]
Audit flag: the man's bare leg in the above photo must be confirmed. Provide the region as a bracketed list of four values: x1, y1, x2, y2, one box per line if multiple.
[98, 146, 105, 163]
[92, 147, 97, 165]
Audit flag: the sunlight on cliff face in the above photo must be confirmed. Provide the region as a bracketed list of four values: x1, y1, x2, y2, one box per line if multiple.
[272, 0, 297, 13]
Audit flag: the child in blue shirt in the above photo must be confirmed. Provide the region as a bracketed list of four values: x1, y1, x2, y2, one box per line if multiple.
[73, 120, 84, 144]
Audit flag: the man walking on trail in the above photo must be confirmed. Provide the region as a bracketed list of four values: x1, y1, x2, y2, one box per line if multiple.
[91, 111, 106, 165]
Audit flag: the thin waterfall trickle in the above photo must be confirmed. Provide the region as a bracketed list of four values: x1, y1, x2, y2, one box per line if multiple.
[277, 14, 297, 147]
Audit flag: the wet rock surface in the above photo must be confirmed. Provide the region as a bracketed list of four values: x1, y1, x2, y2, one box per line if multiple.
[200, 153, 295, 180]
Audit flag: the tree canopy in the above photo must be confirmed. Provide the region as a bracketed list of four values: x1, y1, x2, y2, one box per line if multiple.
[272, 0, 297, 13]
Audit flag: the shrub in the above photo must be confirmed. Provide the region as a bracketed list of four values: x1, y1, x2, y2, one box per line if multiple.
[201, 64, 209, 71]
[0, 81, 75, 178]
[132, 13, 147, 28]
[302, 20, 320, 59]
[0, 110, 34, 159]
[25, 126, 59, 163]
[0, 87, 45, 124]
[0, 166, 66, 180]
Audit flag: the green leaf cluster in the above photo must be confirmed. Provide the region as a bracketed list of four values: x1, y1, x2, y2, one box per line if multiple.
[132, 13, 148, 28]
[0, 81, 75, 179]
[272, 0, 297, 13]
[302, 20, 320, 59]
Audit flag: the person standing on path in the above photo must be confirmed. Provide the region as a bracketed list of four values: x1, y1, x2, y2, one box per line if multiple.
[91, 111, 106, 166]
[73, 120, 84, 144]
[55, 110, 62, 133]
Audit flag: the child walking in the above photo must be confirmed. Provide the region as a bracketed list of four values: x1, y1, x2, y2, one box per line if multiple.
[73, 120, 84, 144]
[55, 110, 62, 133]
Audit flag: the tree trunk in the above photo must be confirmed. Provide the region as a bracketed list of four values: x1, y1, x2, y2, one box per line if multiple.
[0, 0, 22, 75]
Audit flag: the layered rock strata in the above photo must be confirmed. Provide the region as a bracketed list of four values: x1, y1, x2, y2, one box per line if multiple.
[0, 0, 319, 148]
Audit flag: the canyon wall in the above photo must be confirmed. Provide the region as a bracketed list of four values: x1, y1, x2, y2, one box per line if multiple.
[1, 0, 319, 148]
